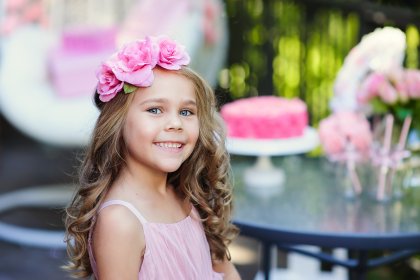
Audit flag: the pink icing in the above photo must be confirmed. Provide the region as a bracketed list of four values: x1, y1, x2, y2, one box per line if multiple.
[48, 27, 117, 98]
[220, 96, 308, 139]
[60, 27, 117, 54]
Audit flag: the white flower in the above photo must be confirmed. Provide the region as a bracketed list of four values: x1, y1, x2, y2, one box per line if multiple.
[331, 27, 406, 112]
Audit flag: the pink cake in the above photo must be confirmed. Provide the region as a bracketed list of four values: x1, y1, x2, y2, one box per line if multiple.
[221, 96, 308, 139]
[48, 27, 117, 98]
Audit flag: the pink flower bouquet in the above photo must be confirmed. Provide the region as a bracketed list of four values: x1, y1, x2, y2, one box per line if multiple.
[356, 69, 420, 127]
[327, 26, 418, 200]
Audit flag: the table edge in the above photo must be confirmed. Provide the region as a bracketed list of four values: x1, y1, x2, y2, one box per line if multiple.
[235, 221, 420, 250]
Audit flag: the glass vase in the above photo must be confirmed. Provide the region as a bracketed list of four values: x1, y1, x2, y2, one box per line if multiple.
[369, 114, 416, 202]
[371, 163, 397, 202]
[335, 162, 362, 200]
[404, 128, 420, 188]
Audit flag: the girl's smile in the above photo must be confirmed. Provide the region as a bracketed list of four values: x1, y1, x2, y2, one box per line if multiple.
[154, 141, 184, 152]
[155, 142, 183, 148]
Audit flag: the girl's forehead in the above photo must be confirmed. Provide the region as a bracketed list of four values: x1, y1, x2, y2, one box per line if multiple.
[153, 68, 192, 86]
[133, 70, 196, 102]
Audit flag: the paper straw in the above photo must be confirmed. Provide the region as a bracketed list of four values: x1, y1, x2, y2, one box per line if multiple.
[344, 141, 362, 195]
[383, 114, 394, 153]
[348, 162, 362, 195]
[377, 114, 394, 201]
[397, 116, 412, 150]
[385, 116, 412, 202]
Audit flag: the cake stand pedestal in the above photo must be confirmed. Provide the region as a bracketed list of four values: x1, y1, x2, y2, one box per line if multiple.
[226, 127, 319, 195]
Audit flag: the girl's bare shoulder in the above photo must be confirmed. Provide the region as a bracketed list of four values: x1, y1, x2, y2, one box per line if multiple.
[92, 204, 146, 277]
[93, 204, 146, 256]
[96, 204, 142, 230]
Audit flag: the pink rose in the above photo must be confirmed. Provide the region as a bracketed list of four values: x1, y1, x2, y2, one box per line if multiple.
[96, 61, 124, 102]
[390, 70, 409, 101]
[319, 112, 372, 156]
[319, 117, 345, 154]
[357, 72, 398, 104]
[113, 37, 159, 87]
[157, 37, 190, 70]
[357, 72, 385, 104]
[94, 35, 192, 103]
[404, 69, 420, 99]
[378, 79, 398, 104]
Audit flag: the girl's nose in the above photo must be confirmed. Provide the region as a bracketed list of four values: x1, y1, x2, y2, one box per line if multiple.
[165, 113, 183, 131]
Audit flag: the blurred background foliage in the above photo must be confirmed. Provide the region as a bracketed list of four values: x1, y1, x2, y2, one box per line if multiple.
[220, 0, 420, 127]
[221, 3, 420, 277]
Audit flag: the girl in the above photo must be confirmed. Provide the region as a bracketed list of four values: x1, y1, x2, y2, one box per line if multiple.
[64, 36, 240, 279]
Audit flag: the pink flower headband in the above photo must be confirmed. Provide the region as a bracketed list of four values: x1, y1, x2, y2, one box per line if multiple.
[96, 36, 190, 102]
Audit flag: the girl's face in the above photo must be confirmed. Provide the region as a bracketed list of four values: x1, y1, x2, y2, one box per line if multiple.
[122, 69, 199, 174]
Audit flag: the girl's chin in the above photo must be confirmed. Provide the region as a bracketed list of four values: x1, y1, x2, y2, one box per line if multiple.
[157, 164, 184, 174]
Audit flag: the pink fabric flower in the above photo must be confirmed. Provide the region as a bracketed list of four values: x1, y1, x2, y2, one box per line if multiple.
[157, 37, 190, 70]
[96, 61, 124, 102]
[319, 112, 372, 156]
[113, 37, 159, 87]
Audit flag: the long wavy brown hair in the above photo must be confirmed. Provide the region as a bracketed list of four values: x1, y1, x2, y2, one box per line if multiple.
[64, 67, 239, 278]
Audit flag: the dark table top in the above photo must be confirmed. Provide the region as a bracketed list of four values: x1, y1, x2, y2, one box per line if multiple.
[232, 155, 420, 250]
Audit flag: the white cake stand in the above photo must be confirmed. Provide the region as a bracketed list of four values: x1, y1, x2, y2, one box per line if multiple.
[226, 127, 319, 194]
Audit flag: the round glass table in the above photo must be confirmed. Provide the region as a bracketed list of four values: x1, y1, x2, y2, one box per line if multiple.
[231, 155, 420, 280]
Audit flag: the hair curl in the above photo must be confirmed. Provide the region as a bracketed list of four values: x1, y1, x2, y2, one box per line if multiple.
[64, 67, 238, 278]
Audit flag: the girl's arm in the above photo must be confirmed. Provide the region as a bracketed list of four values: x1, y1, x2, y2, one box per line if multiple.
[213, 256, 242, 280]
[93, 206, 145, 280]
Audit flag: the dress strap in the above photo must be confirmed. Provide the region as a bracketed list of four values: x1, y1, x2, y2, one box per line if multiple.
[99, 199, 148, 224]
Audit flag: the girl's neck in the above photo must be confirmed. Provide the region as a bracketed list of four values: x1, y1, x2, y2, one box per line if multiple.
[118, 163, 169, 195]
[106, 168, 189, 224]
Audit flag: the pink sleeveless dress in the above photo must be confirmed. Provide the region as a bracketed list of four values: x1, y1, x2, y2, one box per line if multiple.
[88, 200, 224, 280]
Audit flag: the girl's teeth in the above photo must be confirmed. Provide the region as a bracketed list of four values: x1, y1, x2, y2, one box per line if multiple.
[157, 143, 182, 148]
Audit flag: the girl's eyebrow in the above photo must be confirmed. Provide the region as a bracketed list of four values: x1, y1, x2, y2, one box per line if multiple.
[183, 100, 197, 107]
[140, 98, 197, 106]
[140, 98, 167, 105]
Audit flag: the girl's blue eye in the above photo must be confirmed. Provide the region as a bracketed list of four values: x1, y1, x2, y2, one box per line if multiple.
[180, 110, 192, 116]
[147, 108, 162, 114]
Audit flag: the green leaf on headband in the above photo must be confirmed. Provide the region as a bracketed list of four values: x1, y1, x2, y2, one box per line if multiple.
[123, 83, 137, 94]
